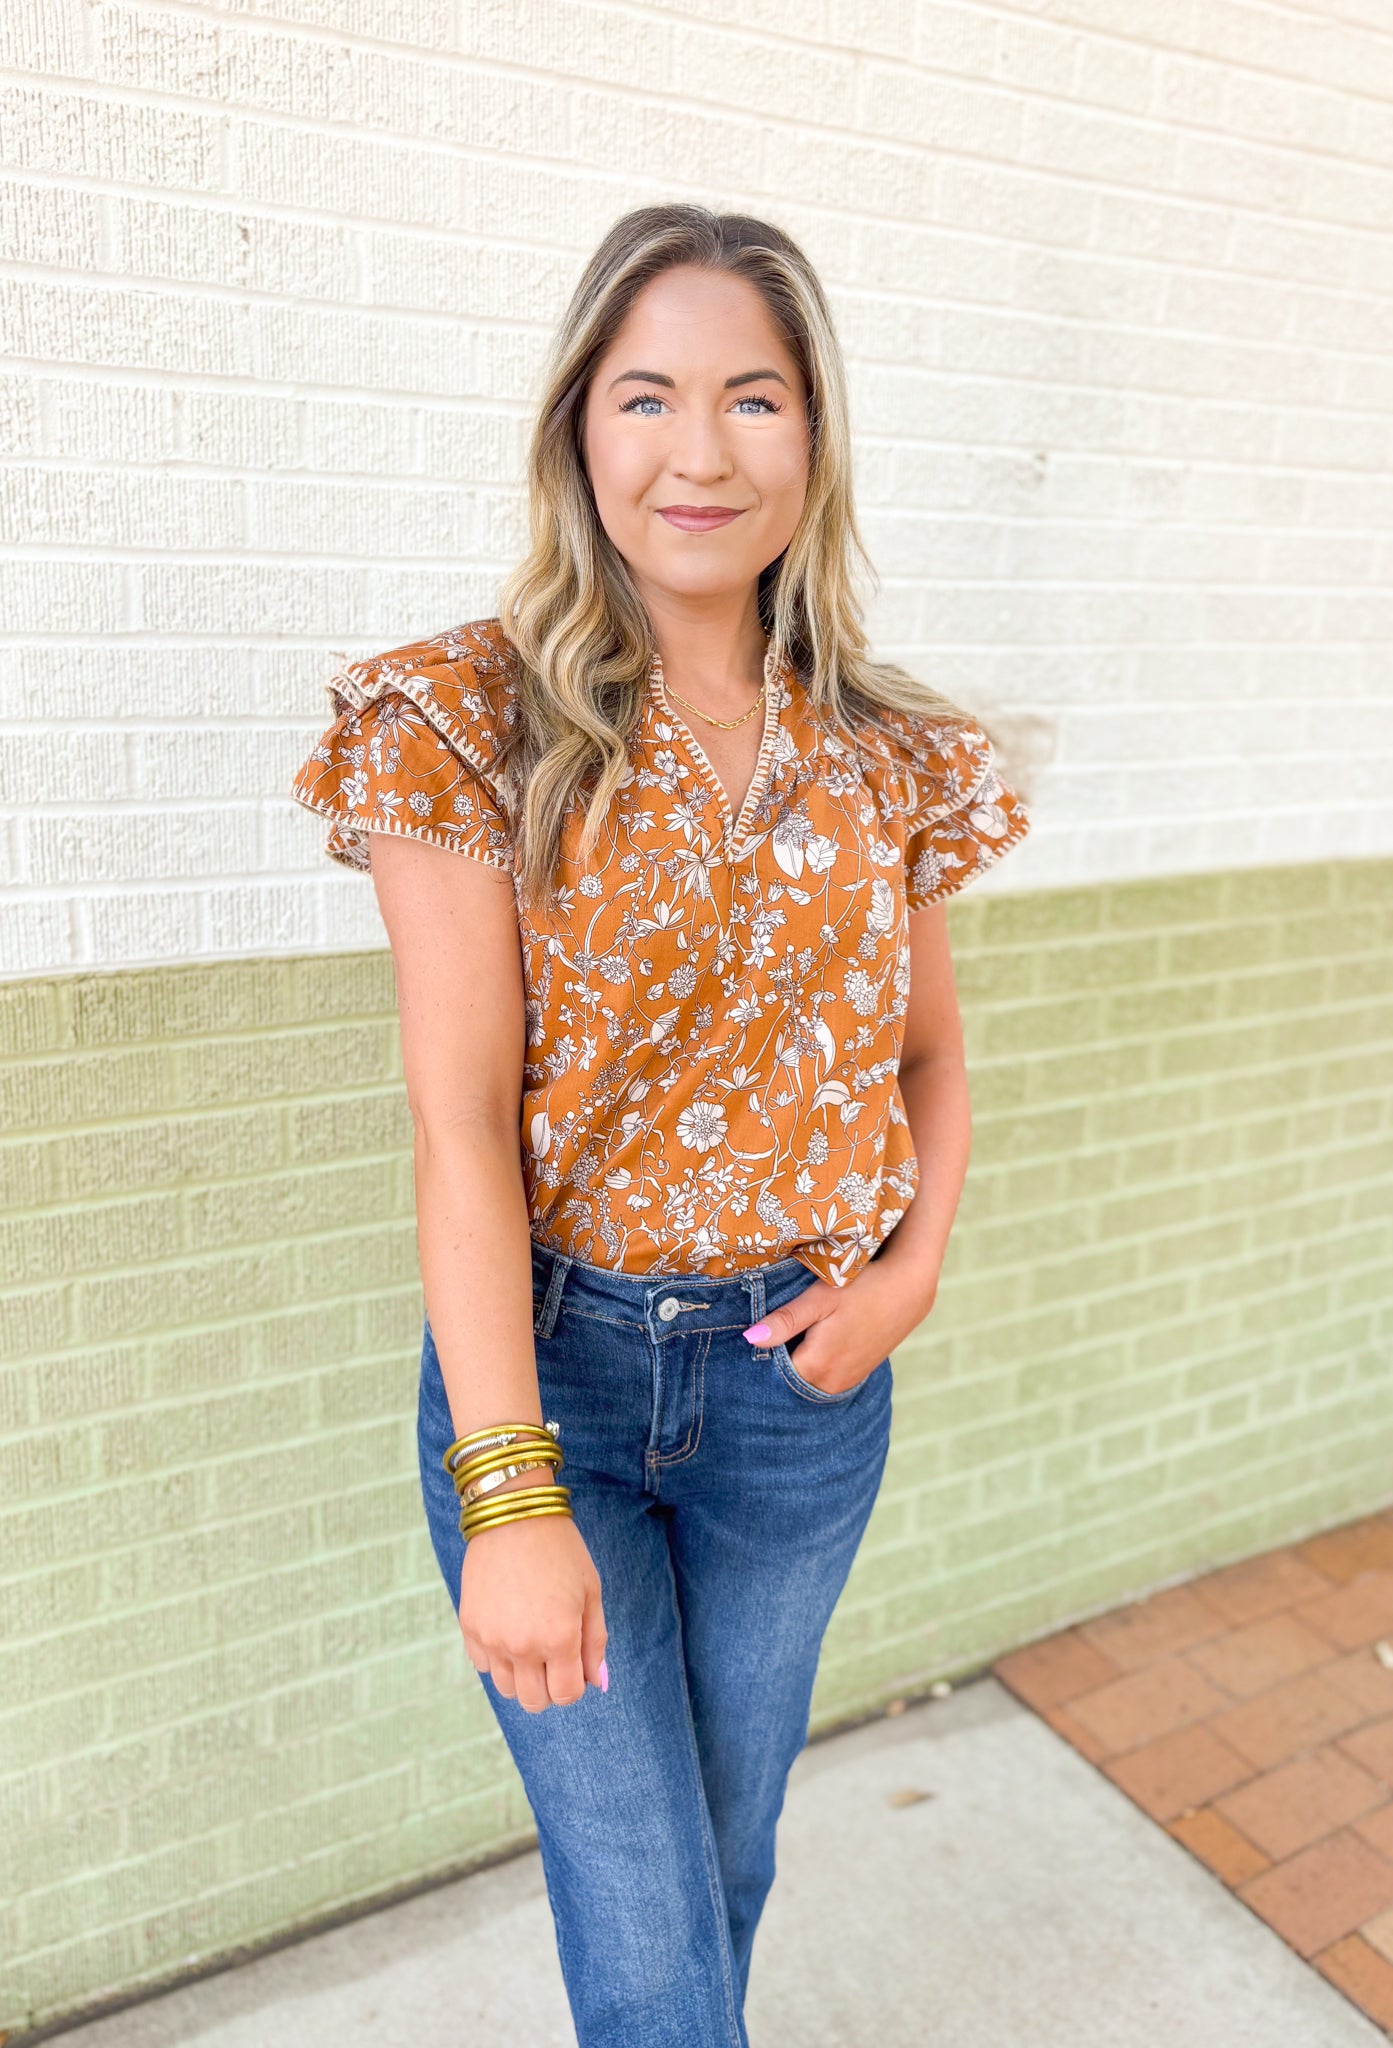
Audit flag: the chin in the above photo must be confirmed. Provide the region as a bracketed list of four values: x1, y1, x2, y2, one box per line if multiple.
[639, 548, 762, 598]
[649, 566, 757, 603]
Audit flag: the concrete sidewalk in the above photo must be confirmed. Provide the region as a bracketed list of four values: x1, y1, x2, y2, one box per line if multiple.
[52, 1676, 1383, 2047]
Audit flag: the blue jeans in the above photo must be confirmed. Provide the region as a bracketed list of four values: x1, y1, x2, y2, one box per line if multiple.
[417, 1241, 894, 2048]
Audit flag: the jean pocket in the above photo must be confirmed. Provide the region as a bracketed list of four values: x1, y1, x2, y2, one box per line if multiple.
[773, 1337, 866, 1405]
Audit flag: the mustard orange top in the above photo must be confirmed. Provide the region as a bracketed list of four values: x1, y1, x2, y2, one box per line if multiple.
[290, 616, 1031, 1288]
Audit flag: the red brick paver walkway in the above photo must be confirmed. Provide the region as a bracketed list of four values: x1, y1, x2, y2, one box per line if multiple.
[993, 1507, 1393, 2038]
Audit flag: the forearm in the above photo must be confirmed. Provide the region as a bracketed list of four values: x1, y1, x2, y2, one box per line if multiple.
[414, 1113, 605, 1704]
[413, 1116, 542, 1439]
[873, 1050, 972, 1312]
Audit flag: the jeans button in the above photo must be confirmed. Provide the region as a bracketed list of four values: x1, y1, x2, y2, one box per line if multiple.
[657, 1297, 681, 1322]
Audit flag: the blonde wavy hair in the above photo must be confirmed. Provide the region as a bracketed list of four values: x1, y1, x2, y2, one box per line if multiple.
[495, 202, 991, 917]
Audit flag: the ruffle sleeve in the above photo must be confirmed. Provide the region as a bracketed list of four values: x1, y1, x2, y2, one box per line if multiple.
[867, 708, 1032, 911]
[289, 628, 516, 877]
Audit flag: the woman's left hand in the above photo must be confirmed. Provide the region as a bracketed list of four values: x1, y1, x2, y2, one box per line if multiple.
[743, 1258, 938, 1395]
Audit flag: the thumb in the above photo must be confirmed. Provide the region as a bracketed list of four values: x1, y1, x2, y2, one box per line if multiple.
[580, 1578, 608, 1690]
[743, 1289, 826, 1350]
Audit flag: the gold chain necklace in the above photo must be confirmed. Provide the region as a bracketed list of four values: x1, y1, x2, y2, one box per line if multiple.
[653, 647, 772, 731]
[664, 679, 765, 730]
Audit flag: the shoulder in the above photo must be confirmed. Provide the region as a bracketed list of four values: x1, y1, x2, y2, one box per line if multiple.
[292, 617, 519, 876]
[846, 699, 996, 825]
[324, 615, 521, 786]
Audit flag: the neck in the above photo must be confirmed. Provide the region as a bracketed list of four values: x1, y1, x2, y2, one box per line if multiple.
[641, 592, 770, 713]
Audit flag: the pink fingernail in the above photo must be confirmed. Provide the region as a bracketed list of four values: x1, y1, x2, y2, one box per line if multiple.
[599, 1658, 609, 1693]
[743, 1323, 771, 1343]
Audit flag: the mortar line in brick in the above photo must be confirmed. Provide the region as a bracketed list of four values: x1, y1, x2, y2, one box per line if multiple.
[10, 372, 1393, 460]
[2, 356, 1393, 460]
[16, 264, 1393, 395]
[5, 107, 1384, 256]
[67, 0, 1393, 85]
[19, 21, 1393, 168]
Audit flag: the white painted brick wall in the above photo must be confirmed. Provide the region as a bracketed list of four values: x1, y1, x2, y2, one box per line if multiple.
[1, 0, 1391, 979]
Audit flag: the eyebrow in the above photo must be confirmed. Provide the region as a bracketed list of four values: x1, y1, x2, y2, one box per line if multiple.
[606, 367, 791, 393]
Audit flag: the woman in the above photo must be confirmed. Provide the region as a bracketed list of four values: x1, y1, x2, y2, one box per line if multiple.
[290, 204, 1031, 2048]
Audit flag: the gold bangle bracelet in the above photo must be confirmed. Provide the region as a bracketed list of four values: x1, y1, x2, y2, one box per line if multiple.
[459, 1459, 555, 1506]
[463, 1490, 571, 1522]
[463, 1483, 571, 1518]
[465, 1490, 573, 1523]
[448, 1420, 558, 1456]
[449, 1445, 561, 1491]
[460, 1504, 574, 1540]
[453, 1461, 564, 1508]
[460, 1487, 572, 1534]
[444, 1421, 560, 1475]
[460, 1498, 574, 1537]
[449, 1441, 564, 1494]
[446, 1435, 558, 1478]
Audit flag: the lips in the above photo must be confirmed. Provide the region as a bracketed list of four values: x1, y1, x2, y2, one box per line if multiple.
[657, 507, 744, 532]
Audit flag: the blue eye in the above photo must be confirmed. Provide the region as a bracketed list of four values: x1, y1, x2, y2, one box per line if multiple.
[616, 391, 785, 417]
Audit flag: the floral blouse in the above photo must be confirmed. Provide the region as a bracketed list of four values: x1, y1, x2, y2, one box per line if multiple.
[290, 616, 1031, 1289]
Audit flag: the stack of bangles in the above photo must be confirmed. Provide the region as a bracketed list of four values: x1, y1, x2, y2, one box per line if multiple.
[442, 1420, 571, 1541]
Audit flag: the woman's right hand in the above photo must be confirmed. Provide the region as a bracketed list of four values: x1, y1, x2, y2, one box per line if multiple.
[369, 831, 606, 1711]
[458, 1503, 607, 1712]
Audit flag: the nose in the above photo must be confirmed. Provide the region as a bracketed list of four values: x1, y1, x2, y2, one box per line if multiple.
[668, 412, 735, 485]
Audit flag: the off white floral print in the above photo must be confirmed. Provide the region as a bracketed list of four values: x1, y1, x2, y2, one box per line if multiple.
[291, 617, 1030, 1288]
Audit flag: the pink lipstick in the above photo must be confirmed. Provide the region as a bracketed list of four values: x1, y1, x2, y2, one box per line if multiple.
[657, 506, 744, 532]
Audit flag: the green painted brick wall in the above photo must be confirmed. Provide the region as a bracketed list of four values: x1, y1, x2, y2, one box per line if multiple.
[3, 858, 1392, 2032]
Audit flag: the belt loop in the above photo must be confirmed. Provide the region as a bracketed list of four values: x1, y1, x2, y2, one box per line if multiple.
[534, 1253, 572, 1340]
[745, 1268, 771, 1357]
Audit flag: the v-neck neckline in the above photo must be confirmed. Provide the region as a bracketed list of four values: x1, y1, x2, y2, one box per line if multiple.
[648, 641, 786, 856]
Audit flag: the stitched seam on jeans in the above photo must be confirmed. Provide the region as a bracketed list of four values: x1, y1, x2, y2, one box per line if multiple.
[661, 1551, 746, 2048]
[552, 1306, 645, 1331]
[752, 1270, 815, 1366]
[777, 1344, 859, 1404]
[538, 1305, 750, 1334]
[652, 1328, 708, 1467]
